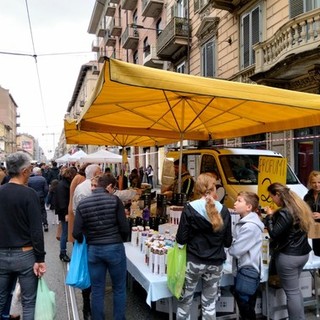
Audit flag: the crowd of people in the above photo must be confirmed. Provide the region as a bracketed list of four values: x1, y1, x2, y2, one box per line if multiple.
[0, 151, 319, 320]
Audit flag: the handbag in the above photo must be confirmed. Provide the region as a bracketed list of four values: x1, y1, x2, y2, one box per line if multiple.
[35, 277, 56, 320]
[166, 242, 187, 299]
[65, 237, 91, 290]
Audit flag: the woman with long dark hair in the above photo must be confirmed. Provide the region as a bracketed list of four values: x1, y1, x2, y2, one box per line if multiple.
[265, 182, 313, 320]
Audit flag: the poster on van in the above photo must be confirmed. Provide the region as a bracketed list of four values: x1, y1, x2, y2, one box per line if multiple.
[258, 157, 287, 210]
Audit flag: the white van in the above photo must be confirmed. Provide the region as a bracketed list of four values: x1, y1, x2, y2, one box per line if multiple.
[162, 148, 308, 208]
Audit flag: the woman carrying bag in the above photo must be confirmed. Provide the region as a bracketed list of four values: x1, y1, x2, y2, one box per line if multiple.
[175, 173, 232, 320]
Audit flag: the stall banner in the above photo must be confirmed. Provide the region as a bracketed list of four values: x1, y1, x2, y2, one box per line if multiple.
[258, 157, 287, 209]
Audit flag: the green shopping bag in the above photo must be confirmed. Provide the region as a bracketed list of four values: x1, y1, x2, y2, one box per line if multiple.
[167, 243, 186, 299]
[35, 277, 56, 320]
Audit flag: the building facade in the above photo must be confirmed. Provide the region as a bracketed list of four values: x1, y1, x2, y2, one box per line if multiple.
[64, 0, 320, 186]
[0, 86, 19, 162]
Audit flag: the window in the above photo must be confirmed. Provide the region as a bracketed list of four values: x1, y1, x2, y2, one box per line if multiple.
[171, 0, 188, 18]
[156, 19, 162, 37]
[201, 39, 216, 77]
[176, 61, 186, 73]
[240, 4, 261, 69]
[290, 0, 320, 18]
[143, 37, 150, 57]
[133, 51, 138, 64]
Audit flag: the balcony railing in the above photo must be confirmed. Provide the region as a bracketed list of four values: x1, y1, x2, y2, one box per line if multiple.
[121, 26, 139, 49]
[156, 17, 190, 61]
[91, 39, 99, 52]
[143, 44, 164, 68]
[104, 31, 116, 47]
[254, 8, 320, 74]
[110, 18, 122, 37]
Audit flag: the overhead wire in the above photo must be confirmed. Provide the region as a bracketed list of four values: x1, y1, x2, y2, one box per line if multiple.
[24, 0, 48, 128]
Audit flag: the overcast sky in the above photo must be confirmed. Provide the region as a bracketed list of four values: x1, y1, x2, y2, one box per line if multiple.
[0, 0, 96, 159]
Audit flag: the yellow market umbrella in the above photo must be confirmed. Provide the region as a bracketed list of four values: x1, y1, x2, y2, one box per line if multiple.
[77, 58, 320, 141]
[72, 58, 320, 192]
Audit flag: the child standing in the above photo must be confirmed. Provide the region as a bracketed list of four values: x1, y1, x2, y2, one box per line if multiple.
[228, 191, 264, 320]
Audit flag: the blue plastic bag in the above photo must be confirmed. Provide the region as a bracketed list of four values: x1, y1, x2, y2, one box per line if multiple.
[35, 277, 56, 320]
[65, 237, 91, 289]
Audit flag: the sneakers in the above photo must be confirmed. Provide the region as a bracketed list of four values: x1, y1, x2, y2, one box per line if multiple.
[43, 224, 49, 232]
[59, 253, 71, 263]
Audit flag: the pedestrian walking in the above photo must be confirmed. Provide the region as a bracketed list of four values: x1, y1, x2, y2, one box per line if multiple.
[73, 173, 129, 320]
[0, 152, 46, 320]
[28, 166, 49, 231]
[55, 167, 77, 262]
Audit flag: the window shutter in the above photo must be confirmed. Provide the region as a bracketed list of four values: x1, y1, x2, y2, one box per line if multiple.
[251, 6, 260, 65]
[289, 0, 303, 18]
[242, 14, 250, 68]
[194, 0, 200, 13]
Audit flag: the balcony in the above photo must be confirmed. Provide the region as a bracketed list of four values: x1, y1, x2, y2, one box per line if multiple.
[211, 0, 253, 12]
[110, 18, 122, 37]
[143, 44, 164, 68]
[122, 0, 137, 10]
[104, 31, 116, 47]
[97, 26, 106, 38]
[106, 4, 116, 16]
[142, 0, 163, 18]
[97, 48, 107, 63]
[253, 8, 320, 81]
[91, 39, 99, 52]
[121, 26, 139, 50]
[156, 17, 190, 61]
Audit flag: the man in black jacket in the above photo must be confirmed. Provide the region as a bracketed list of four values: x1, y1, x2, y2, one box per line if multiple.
[28, 166, 49, 231]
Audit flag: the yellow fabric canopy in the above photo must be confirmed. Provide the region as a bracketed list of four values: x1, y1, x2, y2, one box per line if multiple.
[69, 58, 320, 145]
[64, 119, 179, 147]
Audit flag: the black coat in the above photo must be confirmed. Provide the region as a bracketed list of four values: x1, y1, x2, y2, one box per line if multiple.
[264, 208, 311, 256]
[176, 202, 232, 265]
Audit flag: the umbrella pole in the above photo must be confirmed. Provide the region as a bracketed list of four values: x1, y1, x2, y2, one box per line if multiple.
[178, 134, 184, 194]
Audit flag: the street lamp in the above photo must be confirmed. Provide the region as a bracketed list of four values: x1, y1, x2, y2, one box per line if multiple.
[128, 23, 161, 31]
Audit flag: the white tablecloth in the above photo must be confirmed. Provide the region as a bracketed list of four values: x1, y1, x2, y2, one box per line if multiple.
[124, 243, 236, 306]
[124, 243, 320, 307]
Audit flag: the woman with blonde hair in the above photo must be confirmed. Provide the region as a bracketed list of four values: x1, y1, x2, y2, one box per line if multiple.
[176, 173, 232, 320]
[265, 182, 313, 320]
[304, 170, 320, 256]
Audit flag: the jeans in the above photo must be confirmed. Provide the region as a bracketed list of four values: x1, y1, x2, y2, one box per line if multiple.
[88, 243, 127, 320]
[0, 249, 37, 320]
[60, 220, 68, 255]
[233, 266, 260, 320]
[276, 252, 309, 320]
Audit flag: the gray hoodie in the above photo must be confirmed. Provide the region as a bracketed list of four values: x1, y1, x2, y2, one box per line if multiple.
[228, 212, 265, 275]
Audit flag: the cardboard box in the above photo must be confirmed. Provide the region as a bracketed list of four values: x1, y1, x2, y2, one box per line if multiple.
[300, 271, 312, 298]
[308, 221, 320, 239]
[255, 296, 262, 315]
[216, 289, 235, 313]
[262, 287, 288, 320]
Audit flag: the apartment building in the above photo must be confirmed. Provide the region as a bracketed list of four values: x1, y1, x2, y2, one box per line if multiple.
[78, 0, 320, 186]
[0, 86, 19, 162]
